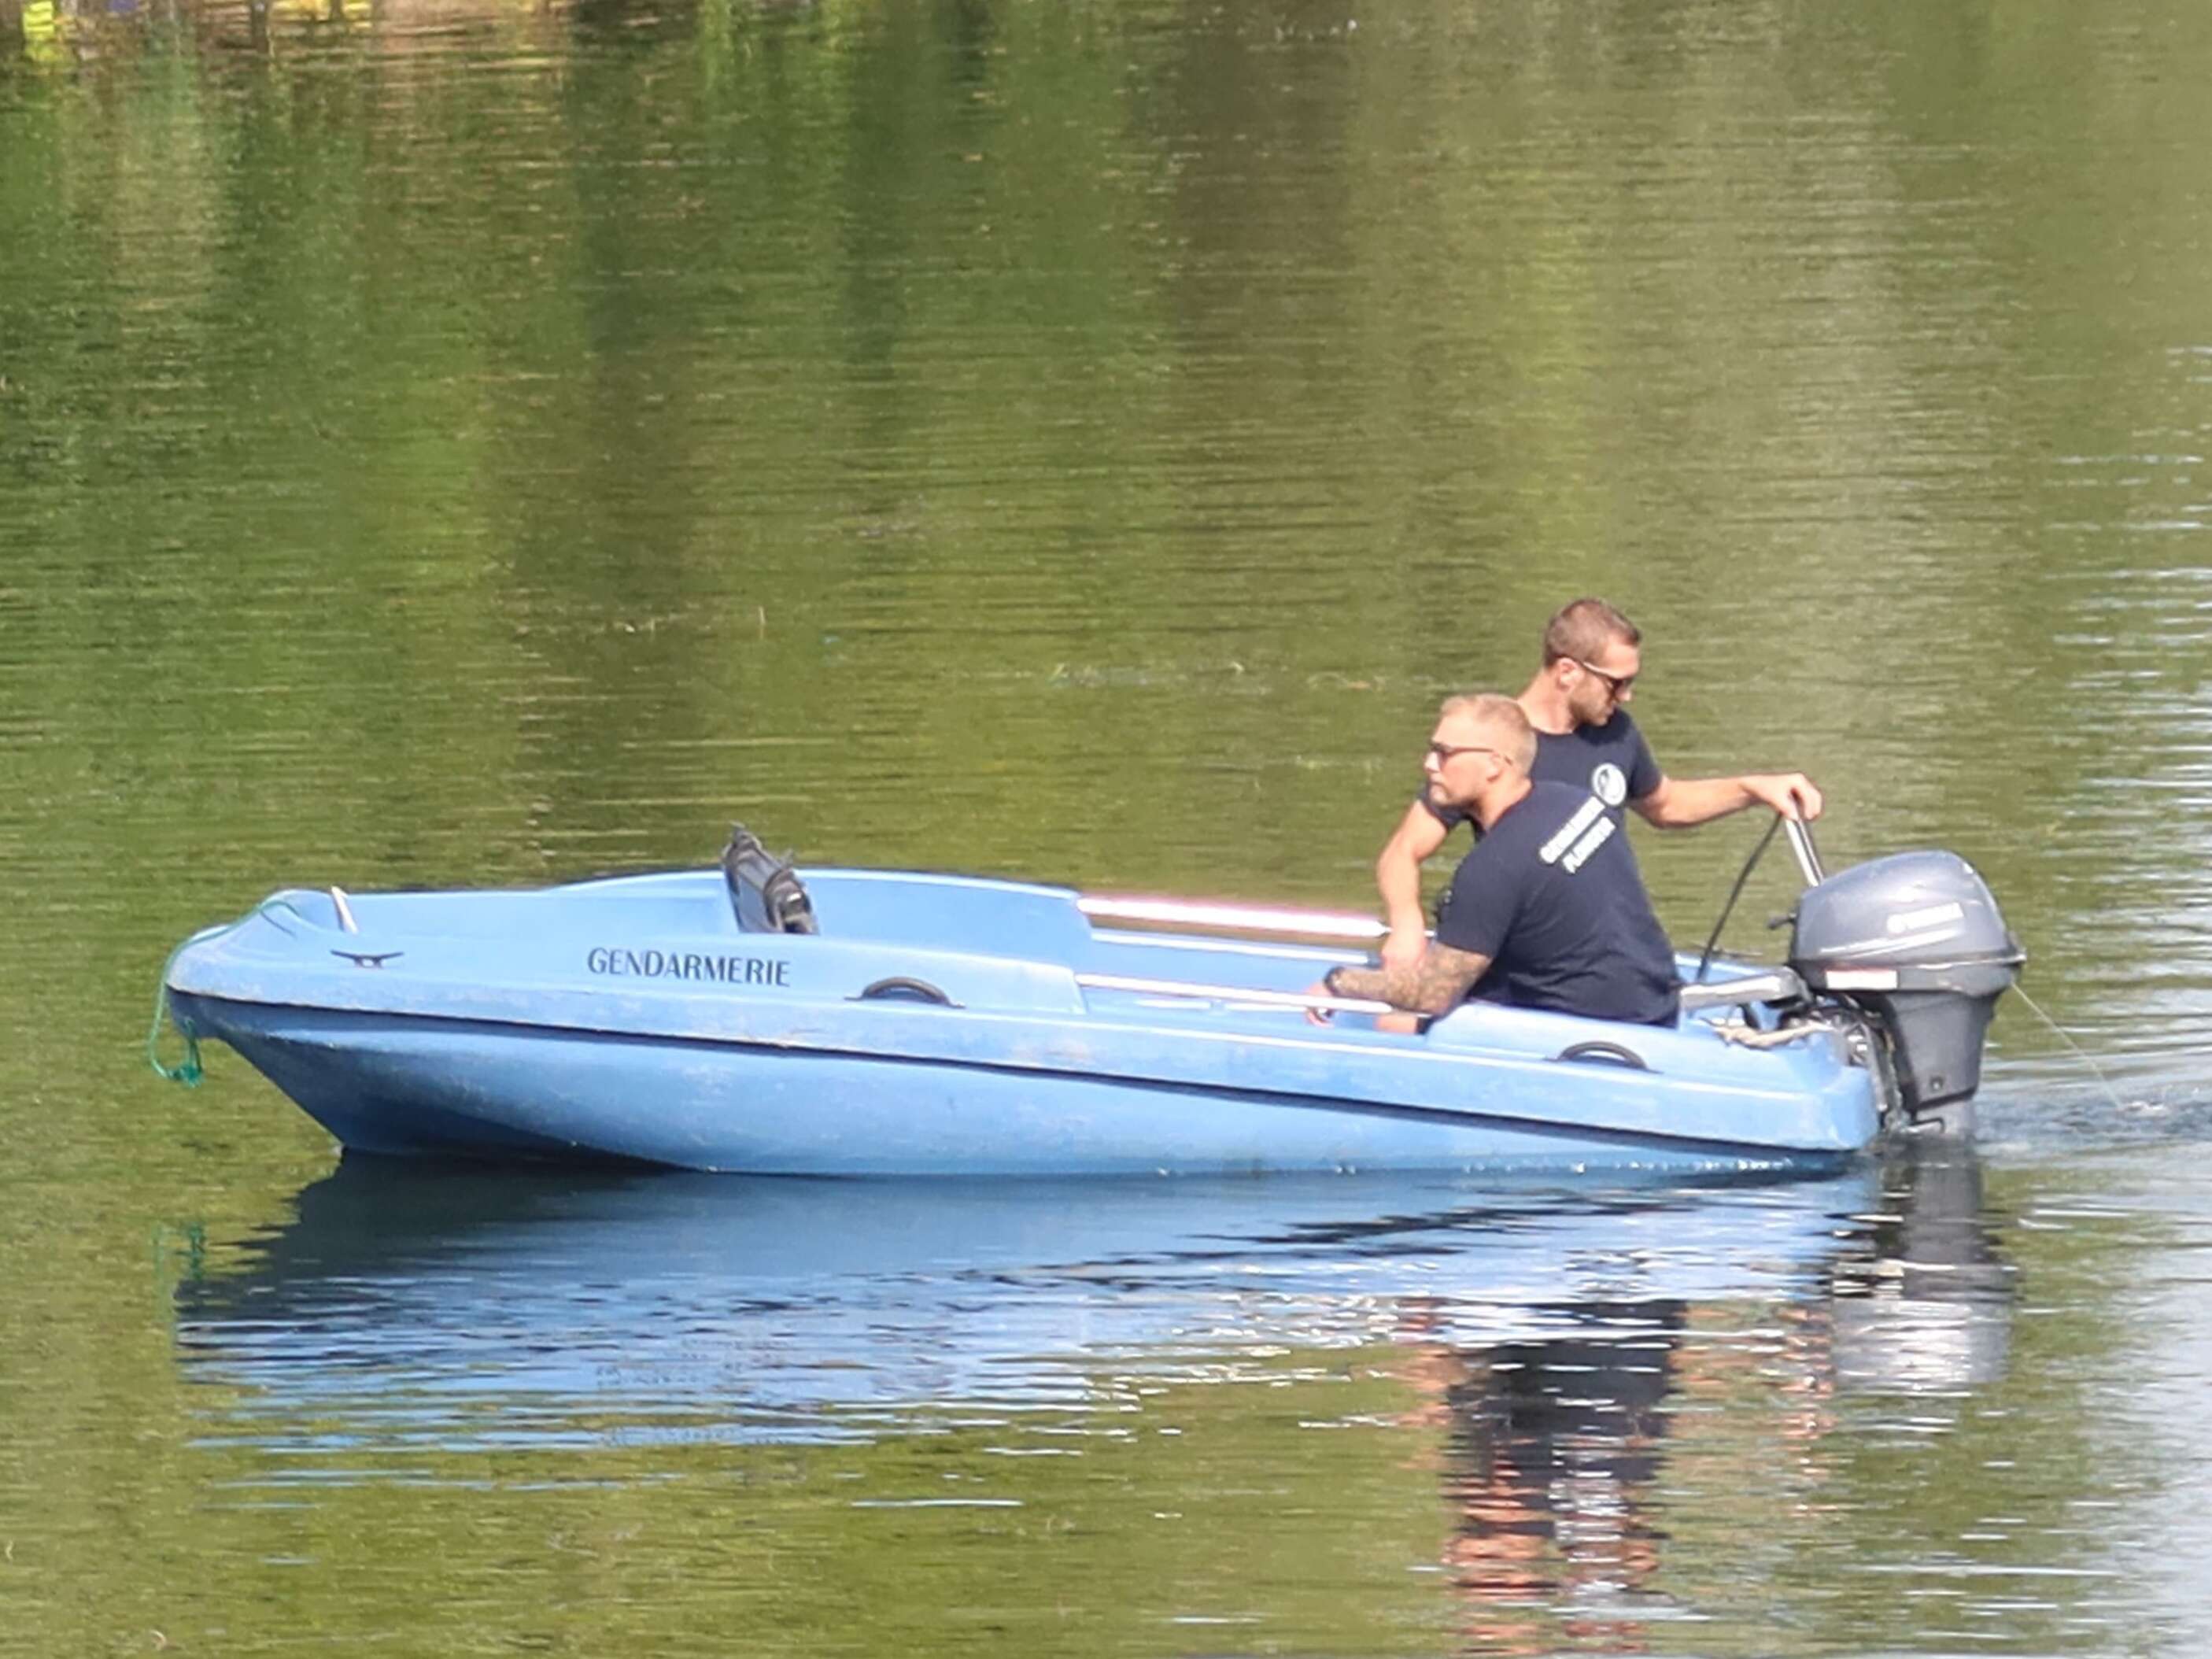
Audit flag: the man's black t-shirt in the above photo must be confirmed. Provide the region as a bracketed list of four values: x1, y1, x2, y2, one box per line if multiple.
[1420, 711, 1660, 837]
[1433, 780, 1681, 1028]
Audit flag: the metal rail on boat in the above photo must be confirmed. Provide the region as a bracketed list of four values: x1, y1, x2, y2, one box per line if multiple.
[1077, 895, 1387, 941]
[1074, 897, 1398, 1012]
[1075, 971, 1394, 1017]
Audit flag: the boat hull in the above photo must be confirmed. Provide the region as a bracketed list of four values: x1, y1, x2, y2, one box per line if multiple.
[172, 992, 1859, 1177]
[164, 867, 1882, 1177]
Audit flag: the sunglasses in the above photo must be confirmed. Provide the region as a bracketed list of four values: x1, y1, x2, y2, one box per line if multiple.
[1573, 659, 1638, 697]
[1426, 740, 1501, 765]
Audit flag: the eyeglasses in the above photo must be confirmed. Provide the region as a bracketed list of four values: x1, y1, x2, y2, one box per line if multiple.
[1573, 659, 1638, 697]
[1426, 740, 1501, 765]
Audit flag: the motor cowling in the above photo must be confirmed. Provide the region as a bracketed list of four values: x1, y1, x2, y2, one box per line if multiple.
[1786, 852, 2024, 1126]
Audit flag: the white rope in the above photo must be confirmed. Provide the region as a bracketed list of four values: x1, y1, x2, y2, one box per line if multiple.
[1715, 1022, 1832, 1049]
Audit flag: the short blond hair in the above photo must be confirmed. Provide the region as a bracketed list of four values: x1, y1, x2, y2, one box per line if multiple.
[1439, 692, 1536, 773]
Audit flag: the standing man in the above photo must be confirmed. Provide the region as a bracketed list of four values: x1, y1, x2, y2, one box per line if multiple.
[1312, 694, 1681, 1028]
[1375, 597, 1822, 971]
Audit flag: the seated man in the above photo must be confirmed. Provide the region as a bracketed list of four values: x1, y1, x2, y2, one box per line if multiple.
[1312, 693, 1681, 1029]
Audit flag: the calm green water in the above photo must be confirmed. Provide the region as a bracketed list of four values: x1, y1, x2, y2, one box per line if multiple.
[6, 0, 2212, 1650]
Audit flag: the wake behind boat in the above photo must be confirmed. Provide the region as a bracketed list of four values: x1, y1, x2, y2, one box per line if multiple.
[158, 826, 2023, 1176]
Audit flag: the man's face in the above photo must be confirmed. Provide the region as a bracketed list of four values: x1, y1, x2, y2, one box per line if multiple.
[1423, 715, 1504, 808]
[1566, 637, 1641, 726]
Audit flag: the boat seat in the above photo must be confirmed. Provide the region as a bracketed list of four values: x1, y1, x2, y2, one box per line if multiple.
[721, 824, 819, 935]
[1677, 967, 1806, 1013]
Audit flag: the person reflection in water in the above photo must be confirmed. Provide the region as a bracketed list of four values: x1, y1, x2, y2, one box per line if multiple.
[1394, 1299, 1685, 1654]
[1384, 1154, 2013, 1654]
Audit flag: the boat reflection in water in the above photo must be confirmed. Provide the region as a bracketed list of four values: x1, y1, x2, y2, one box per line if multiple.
[174, 1150, 2009, 1458]
[173, 1151, 2016, 1650]
[1830, 1144, 2014, 1395]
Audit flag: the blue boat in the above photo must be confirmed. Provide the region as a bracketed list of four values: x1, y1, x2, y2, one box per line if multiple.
[159, 827, 2023, 1176]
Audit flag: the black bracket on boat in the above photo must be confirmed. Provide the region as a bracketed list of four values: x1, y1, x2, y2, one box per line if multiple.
[853, 977, 959, 1007]
[722, 824, 819, 936]
[1552, 1040, 1650, 1071]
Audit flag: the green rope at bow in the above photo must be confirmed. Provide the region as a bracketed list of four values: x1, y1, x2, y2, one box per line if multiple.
[147, 897, 322, 1086]
[147, 934, 206, 1085]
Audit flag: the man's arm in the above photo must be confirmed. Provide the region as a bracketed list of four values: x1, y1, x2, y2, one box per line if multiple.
[1313, 941, 1493, 1020]
[1376, 800, 1450, 967]
[1632, 771, 1823, 830]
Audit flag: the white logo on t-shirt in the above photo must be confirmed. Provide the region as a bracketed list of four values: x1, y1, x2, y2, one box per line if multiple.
[1591, 763, 1628, 807]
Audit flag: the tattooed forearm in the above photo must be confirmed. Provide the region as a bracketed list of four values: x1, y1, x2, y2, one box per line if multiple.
[1328, 944, 1491, 1016]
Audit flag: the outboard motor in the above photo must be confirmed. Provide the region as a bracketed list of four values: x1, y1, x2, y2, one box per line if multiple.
[1786, 844, 2024, 1134]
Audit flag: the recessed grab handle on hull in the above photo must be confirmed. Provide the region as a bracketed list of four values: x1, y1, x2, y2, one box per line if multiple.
[855, 977, 959, 1007]
[1551, 1040, 1650, 1071]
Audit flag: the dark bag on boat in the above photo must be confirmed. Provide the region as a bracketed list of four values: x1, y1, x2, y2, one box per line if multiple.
[722, 825, 819, 935]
